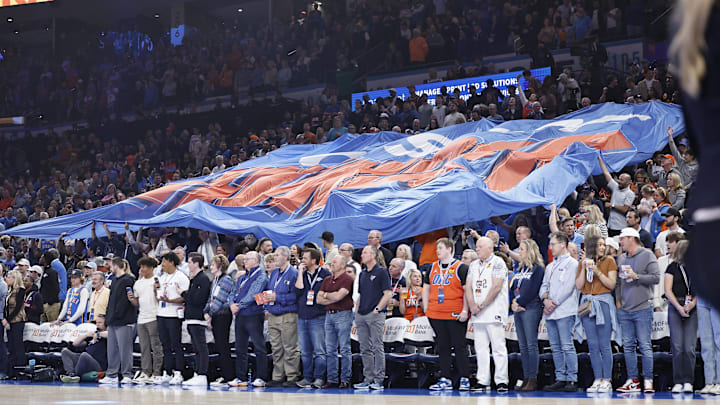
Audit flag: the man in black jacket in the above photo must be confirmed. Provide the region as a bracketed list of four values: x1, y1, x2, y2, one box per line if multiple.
[180, 253, 211, 386]
[39, 260, 60, 322]
[99, 257, 137, 384]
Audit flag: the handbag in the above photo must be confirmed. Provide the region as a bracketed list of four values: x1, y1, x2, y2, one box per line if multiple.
[577, 259, 594, 317]
[578, 300, 592, 317]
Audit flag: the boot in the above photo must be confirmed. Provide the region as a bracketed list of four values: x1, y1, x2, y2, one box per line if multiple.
[517, 379, 529, 391]
[522, 378, 538, 392]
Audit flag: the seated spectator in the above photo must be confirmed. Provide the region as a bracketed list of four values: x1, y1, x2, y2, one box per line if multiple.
[60, 315, 108, 383]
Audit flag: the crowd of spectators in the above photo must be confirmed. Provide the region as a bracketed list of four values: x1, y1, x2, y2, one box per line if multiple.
[0, 0, 670, 126]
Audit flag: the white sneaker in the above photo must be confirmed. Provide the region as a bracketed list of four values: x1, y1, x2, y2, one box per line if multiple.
[183, 374, 208, 386]
[252, 378, 266, 387]
[701, 385, 714, 394]
[227, 378, 248, 387]
[210, 377, 227, 387]
[154, 372, 172, 385]
[672, 384, 683, 393]
[598, 380, 612, 393]
[169, 371, 184, 385]
[120, 376, 133, 385]
[683, 383, 694, 393]
[98, 376, 119, 384]
[133, 373, 151, 384]
[586, 380, 602, 393]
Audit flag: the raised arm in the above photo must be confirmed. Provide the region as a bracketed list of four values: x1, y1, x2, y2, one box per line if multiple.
[598, 155, 613, 184]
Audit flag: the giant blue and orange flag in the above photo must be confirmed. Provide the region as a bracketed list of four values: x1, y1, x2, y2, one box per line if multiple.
[4, 102, 684, 246]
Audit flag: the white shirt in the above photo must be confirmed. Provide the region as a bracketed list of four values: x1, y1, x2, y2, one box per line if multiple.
[134, 277, 158, 324]
[607, 179, 636, 230]
[469, 255, 508, 324]
[655, 227, 686, 256]
[157, 270, 190, 317]
[197, 240, 215, 265]
[654, 255, 671, 311]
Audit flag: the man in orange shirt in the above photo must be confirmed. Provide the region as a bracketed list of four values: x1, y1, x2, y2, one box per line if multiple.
[422, 238, 470, 390]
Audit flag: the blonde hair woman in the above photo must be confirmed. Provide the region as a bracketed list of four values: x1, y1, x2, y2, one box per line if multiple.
[667, 172, 686, 210]
[395, 243, 418, 277]
[399, 269, 424, 321]
[509, 239, 545, 391]
[578, 205, 609, 238]
[3, 269, 27, 378]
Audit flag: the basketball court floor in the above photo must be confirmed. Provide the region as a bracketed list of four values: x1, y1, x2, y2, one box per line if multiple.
[1, 381, 719, 405]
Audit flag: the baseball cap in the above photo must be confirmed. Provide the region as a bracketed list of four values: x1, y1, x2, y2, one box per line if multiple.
[105, 253, 115, 259]
[30, 265, 43, 276]
[678, 138, 689, 146]
[70, 269, 83, 278]
[618, 227, 640, 239]
[605, 237, 619, 251]
[319, 231, 334, 243]
[662, 207, 682, 218]
[84, 261, 98, 271]
[17, 258, 30, 266]
[379, 113, 390, 119]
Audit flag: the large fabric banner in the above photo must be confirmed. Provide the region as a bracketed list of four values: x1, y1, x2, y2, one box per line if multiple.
[4, 102, 684, 247]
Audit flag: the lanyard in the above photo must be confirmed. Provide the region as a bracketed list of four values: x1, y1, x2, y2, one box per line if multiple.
[307, 268, 321, 289]
[438, 260, 455, 278]
[90, 287, 104, 308]
[274, 265, 290, 290]
[392, 277, 403, 292]
[240, 267, 261, 289]
[679, 264, 690, 292]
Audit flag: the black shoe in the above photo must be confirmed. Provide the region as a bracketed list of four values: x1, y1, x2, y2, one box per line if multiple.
[563, 382, 577, 392]
[339, 382, 350, 389]
[497, 383, 509, 392]
[322, 382, 339, 389]
[544, 381, 567, 392]
[471, 383, 488, 392]
[266, 380, 285, 387]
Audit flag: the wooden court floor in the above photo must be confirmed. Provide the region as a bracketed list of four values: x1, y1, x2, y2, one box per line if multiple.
[2, 382, 720, 405]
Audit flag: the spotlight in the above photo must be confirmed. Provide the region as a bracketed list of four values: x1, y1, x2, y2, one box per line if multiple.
[237, 8, 243, 12]
[7, 17, 13, 23]
[154, 13, 160, 19]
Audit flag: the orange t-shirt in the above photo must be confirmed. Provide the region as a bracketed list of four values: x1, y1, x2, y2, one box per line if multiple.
[403, 288, 425, 321]
[415, 229, 448, 266]
[425, 260, 467, 320]
[577, 256, 618, 295]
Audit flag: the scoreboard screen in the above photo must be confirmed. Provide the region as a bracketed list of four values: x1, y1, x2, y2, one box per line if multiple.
[0, 0, 53, 7]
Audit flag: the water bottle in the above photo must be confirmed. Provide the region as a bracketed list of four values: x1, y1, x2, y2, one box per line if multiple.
[28, 359, 36, 374]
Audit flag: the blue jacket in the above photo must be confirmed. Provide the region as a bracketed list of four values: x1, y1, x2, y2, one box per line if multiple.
[509, 264, 545, 311]
[52, 258, 68, 303]
[265, 264, 299, 315]
[295, 266, 331, 319]
[229, 266, 268, 316]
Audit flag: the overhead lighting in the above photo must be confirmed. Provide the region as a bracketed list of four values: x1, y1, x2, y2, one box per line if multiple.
[7, 17, 13, 23]
[237, 8, 243, 12]
[13, 29, 19, 35]
[154, 13, 160, 19]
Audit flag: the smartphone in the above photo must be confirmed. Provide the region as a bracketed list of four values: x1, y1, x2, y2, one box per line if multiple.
[499, 237, 505, 245]
[463, 229, 470, 236]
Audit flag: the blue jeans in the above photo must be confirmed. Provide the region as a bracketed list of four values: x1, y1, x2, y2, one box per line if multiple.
[546, 316, 578, 382]
[514, 306, 542, 378]
[298, 315, 326, 381]
[618, 307, 653, 380]
[698, 306, 720, 384]
[581, 300, 613, 379]
[325, 310, 353, 383]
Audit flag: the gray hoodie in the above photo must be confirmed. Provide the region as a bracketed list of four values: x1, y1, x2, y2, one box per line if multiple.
[616, 247, 660, 312]
[669, 138, 699, 187]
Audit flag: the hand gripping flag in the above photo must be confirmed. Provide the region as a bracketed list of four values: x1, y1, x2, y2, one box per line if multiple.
[4, 102, 684, 247]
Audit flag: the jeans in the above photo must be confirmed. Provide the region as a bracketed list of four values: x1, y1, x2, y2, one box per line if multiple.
[234, 313, 268, 382]
[297, 315, 326, 381]
[546, 316, 578, 382]
[157, 316, 183, 374]
[187, 324, 209, 375]
[106, 324, 135, 378]
[7, 322, 25, 377]
[581, 300, 613, 379]
[325, 310, 353, 384]
[669, 308, 698, 384]
[514, 306, 542, 378]
[61, 349, 102, 376]
[428, 318, 470, 379]
[698, 306, 720, 384]
[136, 321, 163, 376]
[211, 312, 234, 381]
[618, 307, 654, 380]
